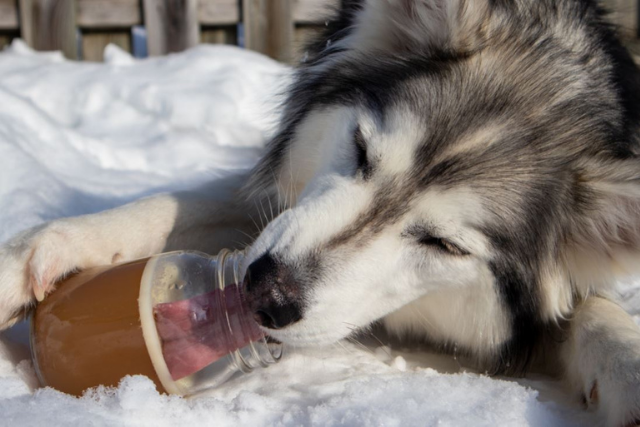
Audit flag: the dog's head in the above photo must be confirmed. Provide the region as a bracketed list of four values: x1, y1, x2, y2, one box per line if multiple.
[242, 0, 640, 368]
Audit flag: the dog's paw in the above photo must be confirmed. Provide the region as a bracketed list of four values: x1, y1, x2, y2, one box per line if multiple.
[0, 224, 75, 329]
[583, 356, 640, 427]
[0, 220, 115, 330]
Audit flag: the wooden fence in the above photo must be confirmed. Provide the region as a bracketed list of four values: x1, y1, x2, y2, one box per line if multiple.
[0, 0, 338, 62]
[0, 0, 637, 63]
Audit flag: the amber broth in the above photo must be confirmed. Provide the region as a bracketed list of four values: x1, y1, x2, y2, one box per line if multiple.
[30, 258, 166, 396]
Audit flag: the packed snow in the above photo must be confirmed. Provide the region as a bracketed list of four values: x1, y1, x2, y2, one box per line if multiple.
[0, 40, 637, 426]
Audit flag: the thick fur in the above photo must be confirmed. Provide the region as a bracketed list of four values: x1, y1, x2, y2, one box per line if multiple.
[2, 0, 640, 425]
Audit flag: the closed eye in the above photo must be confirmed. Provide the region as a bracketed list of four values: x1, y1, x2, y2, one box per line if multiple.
[418, 235, 469, 256]
[406, 226, 470, 256]
[354, 126, 372, 179]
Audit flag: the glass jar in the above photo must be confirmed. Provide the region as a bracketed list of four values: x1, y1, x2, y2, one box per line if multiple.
[30, 250, 282, 397]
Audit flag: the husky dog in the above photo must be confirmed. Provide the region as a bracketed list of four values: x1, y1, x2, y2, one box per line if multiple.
[2, 0, 640, 424]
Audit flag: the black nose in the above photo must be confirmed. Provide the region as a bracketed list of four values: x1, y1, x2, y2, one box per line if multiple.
[245, 253, 303, 330]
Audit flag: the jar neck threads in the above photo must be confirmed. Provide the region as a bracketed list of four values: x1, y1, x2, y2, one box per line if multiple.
[140, 250, 283, 397]
[215, 249, 282, 373]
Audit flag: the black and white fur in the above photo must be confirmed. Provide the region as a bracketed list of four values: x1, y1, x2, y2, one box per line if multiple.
[1, 0, 640, 425]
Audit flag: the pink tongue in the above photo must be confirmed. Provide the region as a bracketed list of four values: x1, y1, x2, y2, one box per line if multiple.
[153, 284, 264, 380]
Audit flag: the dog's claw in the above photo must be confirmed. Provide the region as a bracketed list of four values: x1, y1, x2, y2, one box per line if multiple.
[0, 309, 26, 330]
[33, 283, 46, 302]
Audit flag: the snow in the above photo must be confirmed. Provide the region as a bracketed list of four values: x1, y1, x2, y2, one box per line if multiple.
[0, 40, 637, 426]
[0, 40, 285, 242]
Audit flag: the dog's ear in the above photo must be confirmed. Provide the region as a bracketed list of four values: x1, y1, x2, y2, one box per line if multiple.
[347, 0, 490, 54]
[564, 158, 640, 288]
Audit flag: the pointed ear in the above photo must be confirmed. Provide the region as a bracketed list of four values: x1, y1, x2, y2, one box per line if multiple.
[346, 0, 489, 54]
[565, 159, 640, 286]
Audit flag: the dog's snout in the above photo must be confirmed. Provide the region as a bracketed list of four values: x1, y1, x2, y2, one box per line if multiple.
[245, 253, 303, 330]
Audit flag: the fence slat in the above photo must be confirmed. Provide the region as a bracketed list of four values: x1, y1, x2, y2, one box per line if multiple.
[202, 27, 237, 45]
[293, 0, 338, 24]
[242, 0, 267, 55]
[199, 0, 239, 25]
[143, 0, 199, 56]
[18, 0, 77, 58]
[77, 0, 141, 28]
[243, 0, 294, 62]
[82, 31, 131, 61]
[0, 0, 19, 30]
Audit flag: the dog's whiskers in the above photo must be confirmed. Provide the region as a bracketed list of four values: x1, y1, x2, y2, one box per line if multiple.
[343, 323, 376, 355]
[364, 328, 389, 350]
[269, 168, 287, 214]
[262, 186, 275, 223]
[346, 335, 375, 355]
[254, 199, 267, 230]
[248, 212, 262, 233]
[331, 340, 355, 356]
[267, 195, 275, 223]
[230, 240, 247, 250]
[411, 306, 436, 331]
[233, 228, 256, 243]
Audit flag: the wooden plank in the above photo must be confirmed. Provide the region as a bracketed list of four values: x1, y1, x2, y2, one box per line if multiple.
[267, 0, 294, 62]
[77, 0, 141, 28]
[201, 27, 237, 45]
[18, 0, 78, 59]
[199, 0, 239, 25]
[242, 0, 267, 54]
[243, 0, 294, 62]
[293, 0, 339, 24]
[0, 0, 19, 30]
[82, 31, 131, 61]
[143, 0, 199, 56]
[602, 0, 638, 38]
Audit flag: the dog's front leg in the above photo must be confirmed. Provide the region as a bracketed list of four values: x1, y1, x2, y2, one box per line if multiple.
[0, 175, 260, 330]
[561, 296, 640, 427]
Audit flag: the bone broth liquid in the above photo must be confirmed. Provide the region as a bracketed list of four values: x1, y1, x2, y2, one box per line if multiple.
[31, 259, 163, 395]
[30, 251, 282, 397]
